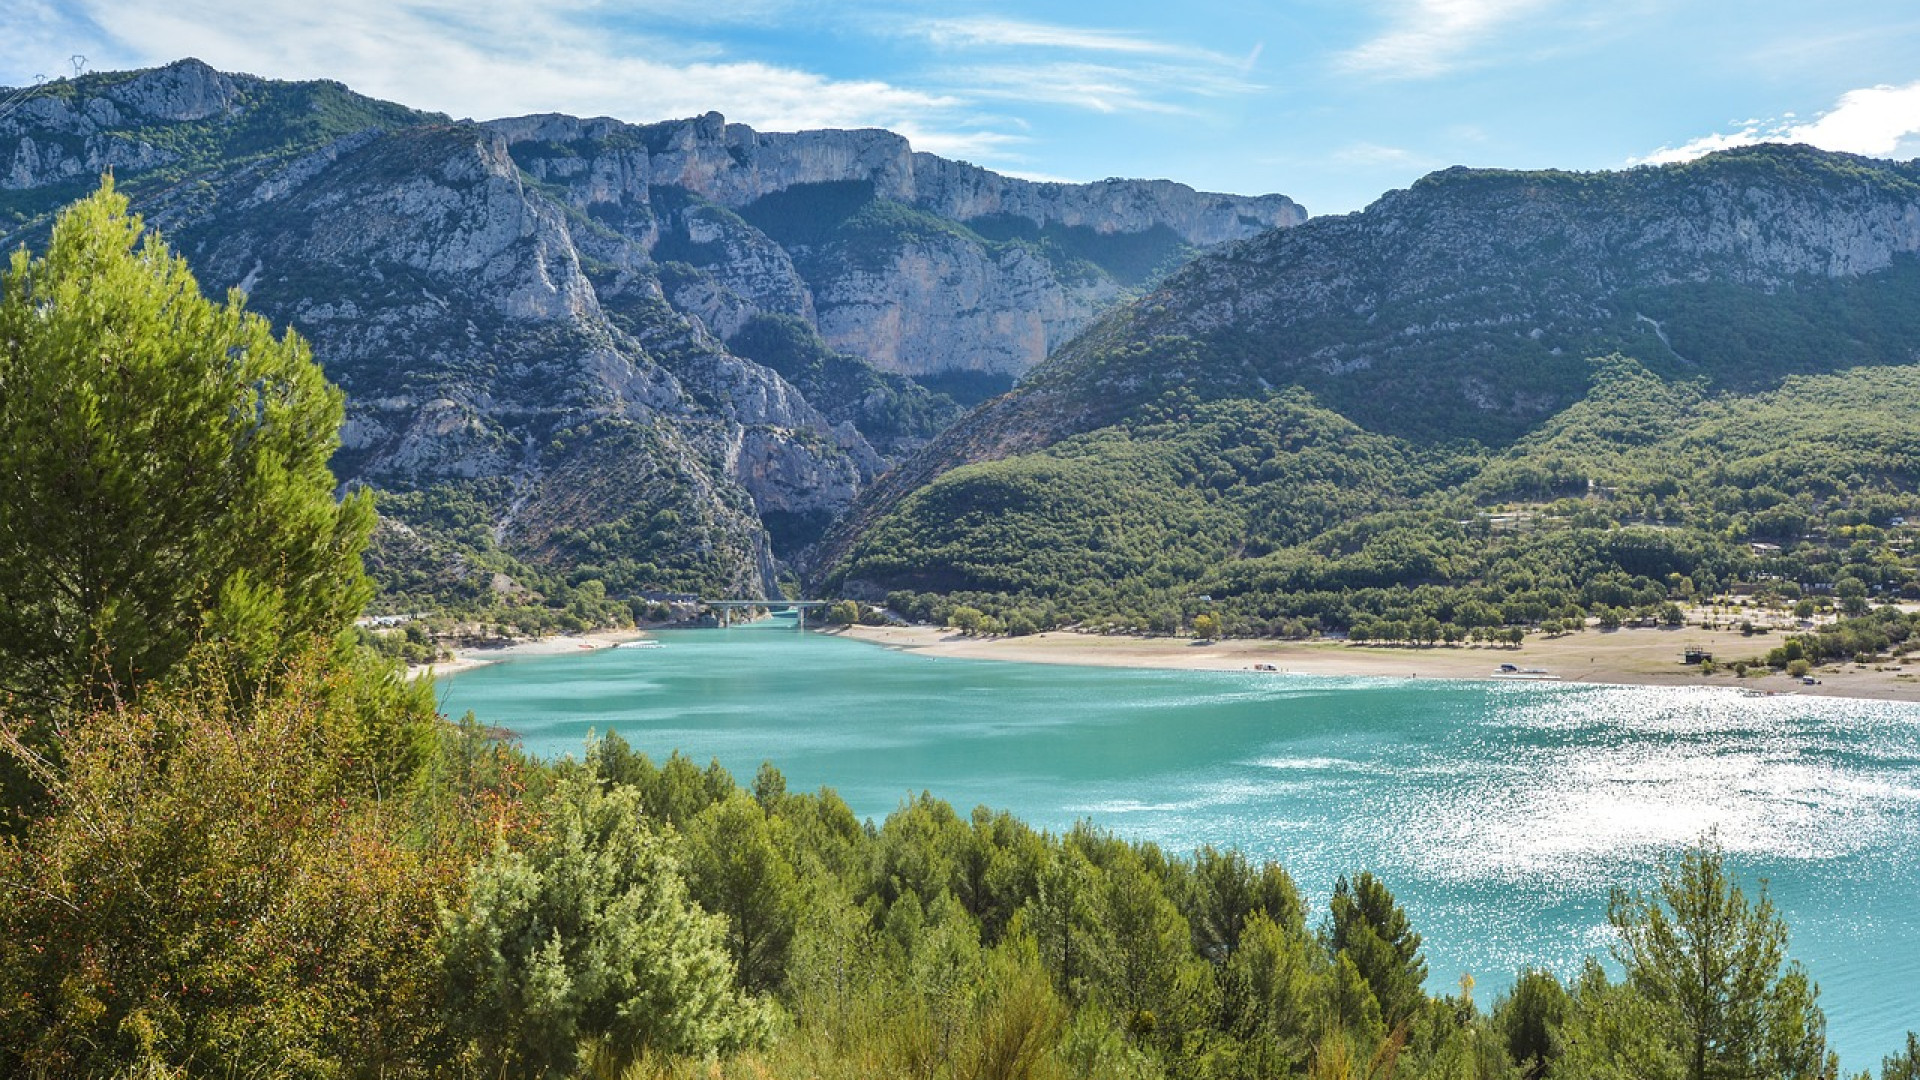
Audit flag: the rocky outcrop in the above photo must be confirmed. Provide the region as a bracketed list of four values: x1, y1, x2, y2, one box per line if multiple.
[100, 58, 244, 122]
[492, 111, 1303, 378]
[1, 59, 250, 189]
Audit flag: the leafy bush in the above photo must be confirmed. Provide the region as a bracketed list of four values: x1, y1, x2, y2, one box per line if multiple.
[438, 775, 768, 1076]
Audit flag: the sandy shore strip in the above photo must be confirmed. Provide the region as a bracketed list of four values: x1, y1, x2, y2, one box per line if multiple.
[838, 624, 1920, 703]
[409, 628, 652, 680]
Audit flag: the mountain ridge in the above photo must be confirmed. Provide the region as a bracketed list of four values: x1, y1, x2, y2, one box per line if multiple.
[818, 144, 1920, 629]
[2, 59, 1301, 612]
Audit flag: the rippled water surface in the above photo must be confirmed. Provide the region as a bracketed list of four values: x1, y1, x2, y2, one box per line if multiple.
[440, 623, 1920, 1065]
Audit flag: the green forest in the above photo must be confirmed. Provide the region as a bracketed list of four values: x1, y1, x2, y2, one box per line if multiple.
[6, 183, 1920, 1078]
[836, 356, 1920, 649]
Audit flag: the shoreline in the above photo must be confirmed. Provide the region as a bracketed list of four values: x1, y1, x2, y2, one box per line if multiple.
[407, 621, 1920, 703]
[408, 627, 652, 680]
[837, 624, 1920, 703]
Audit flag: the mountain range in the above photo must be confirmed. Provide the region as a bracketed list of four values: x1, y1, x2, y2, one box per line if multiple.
[0, 59, 1299, 608]
[7, 61, 1918, 630]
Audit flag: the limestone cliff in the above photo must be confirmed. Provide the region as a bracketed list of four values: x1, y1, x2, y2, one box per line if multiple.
[493, 111, 1303, 379]
[0, 59, 1301, 602]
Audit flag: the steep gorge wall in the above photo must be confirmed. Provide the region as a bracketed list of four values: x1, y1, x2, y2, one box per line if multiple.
[491, 111, 1304, 378]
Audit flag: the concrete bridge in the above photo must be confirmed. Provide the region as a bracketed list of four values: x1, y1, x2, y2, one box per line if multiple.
[701, 599, 829, 630]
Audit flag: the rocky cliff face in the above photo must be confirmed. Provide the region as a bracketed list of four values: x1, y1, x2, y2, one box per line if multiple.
[492, 111, 1302, 379]
[1, 60, 1299, 601]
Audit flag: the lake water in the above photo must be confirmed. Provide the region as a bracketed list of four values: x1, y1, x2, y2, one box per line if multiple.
[439, 621, 1920, 1067]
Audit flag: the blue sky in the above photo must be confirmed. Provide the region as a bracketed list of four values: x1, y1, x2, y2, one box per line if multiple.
[7, 1, 1920, 214]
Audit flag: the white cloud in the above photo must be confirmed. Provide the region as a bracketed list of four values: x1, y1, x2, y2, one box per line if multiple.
[1, 0, 980, 139]
[1338, 0, 1550, 79]
[1787, 82, 1920, 156]
[1632, 80, 1920, 166]
[907, 15, 1260, 116]
[919, 16, 1226, 62]
[1631, 130, 1761, 166]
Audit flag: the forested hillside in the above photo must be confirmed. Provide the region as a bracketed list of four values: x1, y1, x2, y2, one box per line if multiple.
[824, 147, 1920, 639]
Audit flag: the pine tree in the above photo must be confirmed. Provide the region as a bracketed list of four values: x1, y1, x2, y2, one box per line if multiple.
[0, 179, 374, 719]
[1608, 838, 1831, 1080]
[1325, 872, 1428, 1029]
[438, 776, 767, 1075]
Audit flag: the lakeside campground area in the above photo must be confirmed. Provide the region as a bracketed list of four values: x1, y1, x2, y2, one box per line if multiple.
[840, 623, 1920, 702]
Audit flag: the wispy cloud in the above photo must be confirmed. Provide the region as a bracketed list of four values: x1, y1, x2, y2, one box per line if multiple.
[919, 16, 1227, 63]
[1745, 22, 1920, 73]
[1632, 80, 1920, 166]
[3, 0, 110, 87]
[905, 15, 1261, 117]
[950, 58, 1255, 117]
[1338, 0, 1551, 79]
[1330, 142, 1426, 168]
[992, 167, 1085, 186]
[1, 0, 983, 141]
[892, 127, 1031, 163]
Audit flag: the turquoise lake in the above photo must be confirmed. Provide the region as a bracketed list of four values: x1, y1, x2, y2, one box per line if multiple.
[439, 621, 1920, 1066]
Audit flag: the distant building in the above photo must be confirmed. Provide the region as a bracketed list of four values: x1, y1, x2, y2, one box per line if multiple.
[1683, 648, 1713, 665]
[638, 590, 700, 604]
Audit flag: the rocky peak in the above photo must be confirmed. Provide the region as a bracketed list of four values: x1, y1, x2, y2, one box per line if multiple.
[103, 58, 244, 123]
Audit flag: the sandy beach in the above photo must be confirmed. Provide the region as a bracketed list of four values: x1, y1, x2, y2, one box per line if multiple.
[407, 619, 1919, 703]
[408, 628, 652, 680]
[838, 624, 1920, 703]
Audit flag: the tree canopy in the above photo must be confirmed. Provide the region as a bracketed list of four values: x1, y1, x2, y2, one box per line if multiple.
[0, 178, 374, 719]
[1608, 839, 1832, 1080]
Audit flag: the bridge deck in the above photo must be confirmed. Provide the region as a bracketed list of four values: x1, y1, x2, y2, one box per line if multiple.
[700, 599, 828, 607]
[699, 598, 831, 628]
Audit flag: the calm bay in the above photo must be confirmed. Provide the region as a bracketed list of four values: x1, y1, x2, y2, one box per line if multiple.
[440, 621, 1920, 1066]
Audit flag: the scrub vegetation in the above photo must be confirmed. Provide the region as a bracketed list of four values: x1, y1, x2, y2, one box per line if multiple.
[841, 359, 1920, 654]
